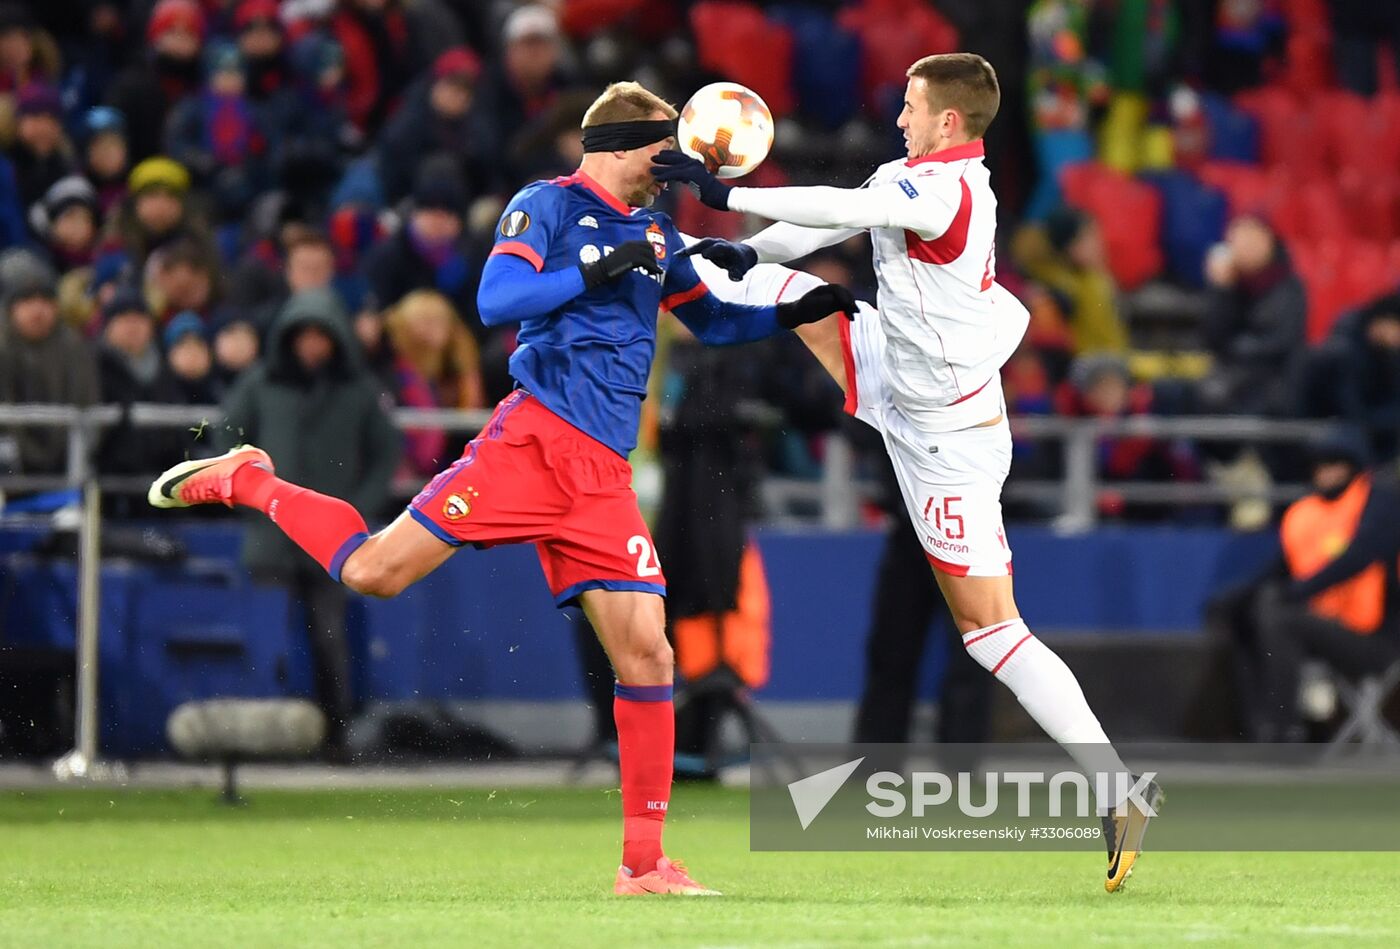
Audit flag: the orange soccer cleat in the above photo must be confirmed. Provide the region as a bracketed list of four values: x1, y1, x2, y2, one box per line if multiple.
[148, 445, 272, 509]
[613, 857, 721, 896]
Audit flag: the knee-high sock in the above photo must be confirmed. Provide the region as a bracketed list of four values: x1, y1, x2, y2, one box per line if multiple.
[231, 463, 369, 580]
[961, 619, 1130, 803]
[614, 683, 674, 876]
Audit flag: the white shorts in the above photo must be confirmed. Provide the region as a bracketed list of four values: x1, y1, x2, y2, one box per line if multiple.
[840, 310, 1013, 577]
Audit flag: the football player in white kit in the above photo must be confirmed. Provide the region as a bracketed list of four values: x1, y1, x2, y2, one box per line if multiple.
[656, 53, 1161, 892]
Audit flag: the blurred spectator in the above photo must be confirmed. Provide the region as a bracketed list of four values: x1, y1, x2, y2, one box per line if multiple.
[375, 46, 488, 204]
[476, 5, 572, 151]
[113, 156, 213, 274]
[1199, 215, 1306, 417]
[1203, 0, 1285, 93]
[219, 286, 401, 756]
[108, 0, 206, 162]
[211, 311, 261, 394]
[0, 251, 98, 475]
[1331, 1, 1400, 97]
[280, 33, 358, 206]
[0, 5, 62, 129]
[7, 82, 74, 210]
[163, 310, 217, 405]
[330, 0, 417, 135]
[1304, 294, 1400, 465]
[165, 41, 270, 223]
[146, 235, 218, 322]
[29, 175, 100, 271]
[80, 106, 129, 217]
[1052, 353, 1199, 519]
[508, 88, 592, 185]
[363, 170, 479, 327]
[384, 289, 484, 475]
[1234, 431, 1399, 740]
[233, 0, 290, 106]
[1011, 209, 1128, 355]
[1024, 0, 1106, 217]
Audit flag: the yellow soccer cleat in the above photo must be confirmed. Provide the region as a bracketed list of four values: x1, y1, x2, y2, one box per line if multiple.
[148, 445, 273, 509]
[614, 857, 721, 896]
[1104, 776, 1164, 893]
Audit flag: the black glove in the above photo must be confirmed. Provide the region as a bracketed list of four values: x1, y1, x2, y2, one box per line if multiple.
[678, 237, 758, 281]
[776, 284, 858, 329]
[578, 239, 663, 289]
[650, 150, 731, 210]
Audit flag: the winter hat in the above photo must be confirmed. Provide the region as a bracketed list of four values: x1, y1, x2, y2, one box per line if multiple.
[1308, 426, 1370, 470]
[204, 40, 243, 79]
[83, 106, 127, 143]
[0, 249, 58, 309]
[234, 0, 280, 31]
[164, 310, 207, 349]
[290, 33, 344, 81]
[102, 285, 153, 324]
[330, 158, 385, 211]
[1069, 352, 1130, 393]
[147, 0, 206, 44]
[412, 174, 466, 216]
[128, 157, 192, 195]
[29, 176, 100, 238]
[504, 4, 559, 44]
[434, 47, 482, 85]
[16, 82, 62, 119]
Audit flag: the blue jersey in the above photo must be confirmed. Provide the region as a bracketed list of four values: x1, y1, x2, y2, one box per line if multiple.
[482, 170, 777, 456]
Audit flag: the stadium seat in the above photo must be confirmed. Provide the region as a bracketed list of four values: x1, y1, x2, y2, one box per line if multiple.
[1235, 86, 1330, 179]
[768, 6, 862, 130]
[1141, 171, 1228, 288]
[1323, 91, 1400, 178]
[836, 0, 958, 111]
[689, 2, 796, 117]
[1200, 93, 1259, 163]
[1058, 161, 1164, 290]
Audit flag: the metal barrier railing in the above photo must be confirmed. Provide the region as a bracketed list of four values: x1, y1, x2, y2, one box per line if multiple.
[0, 402, 1332, 775]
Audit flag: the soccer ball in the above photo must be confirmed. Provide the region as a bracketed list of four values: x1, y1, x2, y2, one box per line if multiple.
[677, 82, 774, 180]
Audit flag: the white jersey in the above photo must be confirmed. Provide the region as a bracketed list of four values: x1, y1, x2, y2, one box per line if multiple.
[728, 140, 1030, 432]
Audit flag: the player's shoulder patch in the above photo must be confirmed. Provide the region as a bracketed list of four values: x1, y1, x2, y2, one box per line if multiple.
[899, 179, 919, 199]
[500, 209, 531, 238]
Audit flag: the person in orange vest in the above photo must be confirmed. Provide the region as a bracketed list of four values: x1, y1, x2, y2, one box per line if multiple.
[1250, 429, 1400, 740]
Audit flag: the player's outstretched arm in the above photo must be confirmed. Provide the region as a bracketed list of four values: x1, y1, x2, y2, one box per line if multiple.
[652, 149, 958, 234]
[477, 240, 662, 326]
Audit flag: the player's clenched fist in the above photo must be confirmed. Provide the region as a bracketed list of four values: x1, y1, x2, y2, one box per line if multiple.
[580, 240, 664, 289]
[776, 284, 858, 329]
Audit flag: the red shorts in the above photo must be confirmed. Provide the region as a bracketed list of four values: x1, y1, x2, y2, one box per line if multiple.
[408, 391, 666, 606]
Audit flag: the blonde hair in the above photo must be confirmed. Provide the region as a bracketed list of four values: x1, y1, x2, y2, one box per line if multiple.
[906, 53, 1000, 139]
[581, 81, 677, 128]
[385, 290, 484, 409]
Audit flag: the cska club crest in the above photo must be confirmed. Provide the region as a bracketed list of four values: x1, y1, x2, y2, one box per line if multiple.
[443, 487, 479, 521]
[646, 221, 667, 261]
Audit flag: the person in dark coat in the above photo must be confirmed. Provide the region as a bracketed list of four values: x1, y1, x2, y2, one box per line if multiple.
[217, 286, 401, 754]
[362, 171, 480, 330]
[106, 0, 205, 163]
[1319, 294, 1400, 464]
[1199, 215, 1307, 417]
[373, 47, 490, 204]
[0, 251, 98, 476]
[6, 82, 75, 212]
[329, 0, 416, 135]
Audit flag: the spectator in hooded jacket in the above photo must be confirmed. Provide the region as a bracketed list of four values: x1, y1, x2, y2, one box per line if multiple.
[107, 0, 205, 162]
[374, 46, 490, 204]
[0, 251, 98, 475]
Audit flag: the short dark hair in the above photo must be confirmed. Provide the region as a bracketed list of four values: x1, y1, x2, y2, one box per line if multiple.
[285, 229, 333, 257]
[906, 53, 1000, 139]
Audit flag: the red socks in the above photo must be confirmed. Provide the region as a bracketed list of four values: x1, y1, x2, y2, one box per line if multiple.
[230, 463, 369, 580]
[614, 683, 675, 877]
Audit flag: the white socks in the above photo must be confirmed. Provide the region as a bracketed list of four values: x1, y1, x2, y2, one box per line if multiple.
[961, 618, 1129, 803]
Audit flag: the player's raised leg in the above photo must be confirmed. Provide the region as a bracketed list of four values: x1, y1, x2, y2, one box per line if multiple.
[580, 589, 719, 896]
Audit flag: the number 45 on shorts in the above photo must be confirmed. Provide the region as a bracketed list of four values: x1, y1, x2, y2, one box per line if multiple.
[923, 495, 966, 540]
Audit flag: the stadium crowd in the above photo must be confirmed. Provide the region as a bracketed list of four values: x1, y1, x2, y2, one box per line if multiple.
[0, 0, 1397, 526]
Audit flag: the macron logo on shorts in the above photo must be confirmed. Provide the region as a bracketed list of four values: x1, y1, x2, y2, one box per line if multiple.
[899, 179, 919, 199]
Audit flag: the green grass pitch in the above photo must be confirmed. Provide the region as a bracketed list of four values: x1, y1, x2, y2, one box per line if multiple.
[3, 786, 1399, 947]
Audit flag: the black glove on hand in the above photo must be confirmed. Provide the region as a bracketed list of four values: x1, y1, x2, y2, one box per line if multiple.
[776, 284, 858, 329]
[579, 240, 663, 289]
[650, 150, 731, 210]
[677, 237, 758, 281]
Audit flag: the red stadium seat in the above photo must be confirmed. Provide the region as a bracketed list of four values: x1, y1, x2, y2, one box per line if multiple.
[1323, 92, 1400, 178]
[689, 2, 795, 117]
[1058, 161, 1163, 290]
[836, 0, 958, 111]
[1290, 237, 1396, 340]
[1234, 87, 1330, 178]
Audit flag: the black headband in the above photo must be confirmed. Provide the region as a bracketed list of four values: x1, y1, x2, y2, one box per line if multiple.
[581, 119, 676, 153]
